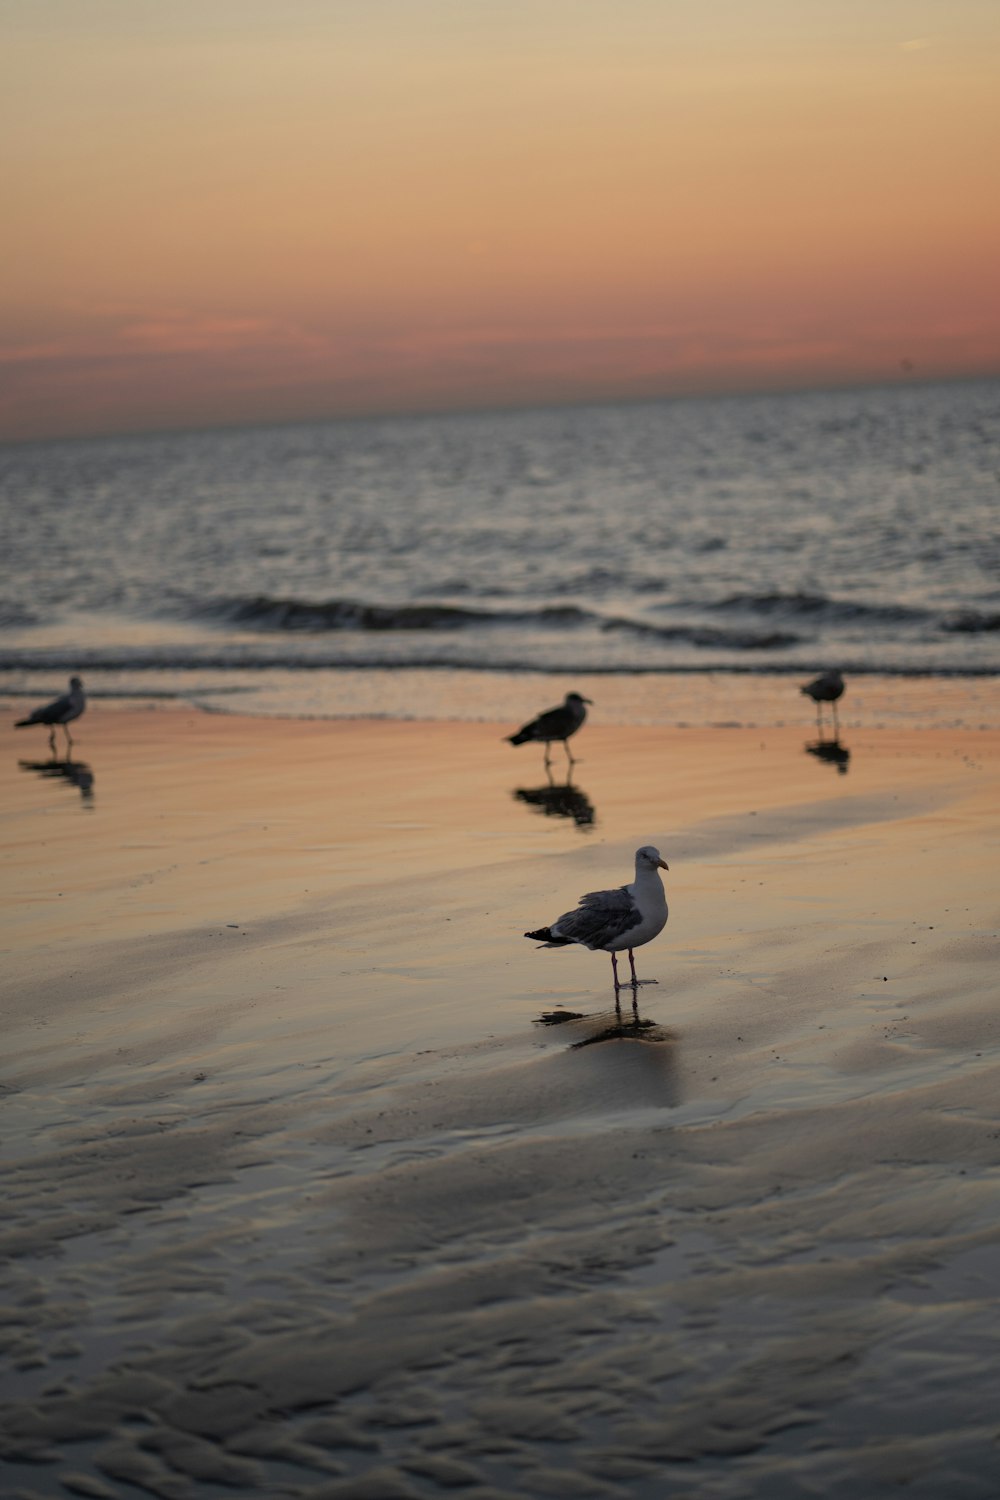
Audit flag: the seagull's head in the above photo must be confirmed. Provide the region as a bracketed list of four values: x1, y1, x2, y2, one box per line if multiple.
[69, 676, 83, 690]
[636, 845, 669, 872]
[566, 692, 593, 706]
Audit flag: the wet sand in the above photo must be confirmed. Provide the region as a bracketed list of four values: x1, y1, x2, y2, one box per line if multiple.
[2, 701, 999, 1499]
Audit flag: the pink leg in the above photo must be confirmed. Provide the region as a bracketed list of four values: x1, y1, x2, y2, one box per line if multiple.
[628, 948, 638, 984]
[611, 952, 620, 991]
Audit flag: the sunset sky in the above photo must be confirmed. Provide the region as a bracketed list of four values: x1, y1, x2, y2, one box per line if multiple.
[2, 0, 999, 441]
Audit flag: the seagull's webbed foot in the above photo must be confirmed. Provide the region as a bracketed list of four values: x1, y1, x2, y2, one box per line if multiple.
[627, 949, 659, 987]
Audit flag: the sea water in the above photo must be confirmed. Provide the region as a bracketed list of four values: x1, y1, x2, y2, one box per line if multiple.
[2, 378, 997, 724]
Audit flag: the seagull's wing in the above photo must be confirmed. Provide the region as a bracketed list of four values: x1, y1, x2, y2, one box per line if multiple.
[27, 690, 73, 725]
[521, 704, 570, 739]
[551, 885, 642, 950]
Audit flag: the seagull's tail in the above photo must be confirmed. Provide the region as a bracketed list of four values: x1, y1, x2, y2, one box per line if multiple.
[507, 730, 531, 746]
[14, 717, 35, 727]
[524, 926, 573, 947]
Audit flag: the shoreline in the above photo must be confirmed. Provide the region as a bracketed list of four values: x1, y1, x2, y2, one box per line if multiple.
[3, 666, 998, 730]
[2, 705, 1000, 1497]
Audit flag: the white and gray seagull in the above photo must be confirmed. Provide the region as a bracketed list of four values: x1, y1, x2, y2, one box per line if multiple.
[525, 845, 669, 993]
[506, 691, 592, 768]
[15, 676, 86, 753]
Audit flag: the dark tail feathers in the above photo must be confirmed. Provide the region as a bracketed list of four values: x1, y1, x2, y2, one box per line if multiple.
[524, 926, 572, 945]
[507, 731, 530, 746]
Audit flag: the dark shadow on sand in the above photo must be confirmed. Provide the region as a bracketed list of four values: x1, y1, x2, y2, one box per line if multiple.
[805, 736, 851, 775]
[535, 1002, 681, 1106]
[536, 998, 671, 1049]
[513, 772, 596, 830]
[18, 757, 95, 806]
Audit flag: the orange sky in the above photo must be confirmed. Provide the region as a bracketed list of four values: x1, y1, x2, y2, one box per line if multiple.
[2, 1, 999, 440]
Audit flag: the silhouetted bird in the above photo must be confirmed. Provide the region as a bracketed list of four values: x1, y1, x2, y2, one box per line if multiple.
[506, 692, 592, 768]
[525, 845, 669, 994]
[800, 669, 844, 731]
[15, 676, 86, 752]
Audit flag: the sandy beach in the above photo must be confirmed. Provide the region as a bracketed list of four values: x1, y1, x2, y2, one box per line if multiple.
[2, 697, 999, 1499]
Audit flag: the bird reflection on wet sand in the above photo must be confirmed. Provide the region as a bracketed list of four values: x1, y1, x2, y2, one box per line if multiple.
[535, 1004, 681, 1104]
[513, 773, 596, 829]
[18, 757, 95, 805]
[806, 736, 851, 775]
[537, 999, 666, 1043]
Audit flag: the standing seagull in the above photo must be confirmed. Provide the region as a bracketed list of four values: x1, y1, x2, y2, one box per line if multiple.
[15, 676, 86, 754]
[801, 669, 844, 733]
[525, 845, 669, 994]
[506, 692, 592, 768]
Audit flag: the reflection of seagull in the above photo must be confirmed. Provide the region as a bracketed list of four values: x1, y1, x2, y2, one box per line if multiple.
[15, 676, 86, 752]
[506, 692, 592, 768]
[19, 758, 95, 804]
[514, 778, 596, 829]
[525, 845, 669, 993]
[801, 670, 844, 732]
[806, 738, 850, 775]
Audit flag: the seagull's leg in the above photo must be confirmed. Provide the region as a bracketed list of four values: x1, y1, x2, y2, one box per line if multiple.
[565, 739, 575, 768]
[48, 726, 57, 755]
[832, 700, 840, 737]
[64, 724, 73, 754]
[544, 740, 553, 770]
[627, 947, 659, 986]
[611, 952, 621, 992]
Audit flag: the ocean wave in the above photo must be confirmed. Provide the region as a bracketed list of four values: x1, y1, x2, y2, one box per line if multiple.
[601, 617, 801, 650]
[940, 609, 1000, 634]
[705, 591, 932, 624]
[0, 602, 40, 628]
[1, 651, 996, 678]
[199, 596, 597, 633]
[195, 595, 803, 649]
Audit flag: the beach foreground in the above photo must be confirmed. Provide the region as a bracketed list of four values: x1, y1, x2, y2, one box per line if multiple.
[2, 703, 999, 1499]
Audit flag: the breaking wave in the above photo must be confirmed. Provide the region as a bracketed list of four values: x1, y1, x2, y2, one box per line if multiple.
[198, 596, 595, 633]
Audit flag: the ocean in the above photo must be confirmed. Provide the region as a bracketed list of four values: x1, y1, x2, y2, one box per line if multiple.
[2, 378, 998, 727]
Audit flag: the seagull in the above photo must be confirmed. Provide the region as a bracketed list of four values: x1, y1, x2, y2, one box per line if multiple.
[525, 845, 669, 993]
[15, 676, 86, 753]
[506, 692, 592, 768]
[800, 669, 844, 732]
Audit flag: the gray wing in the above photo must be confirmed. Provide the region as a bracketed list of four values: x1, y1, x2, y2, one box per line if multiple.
[521, 704, 575, 741]
[27, 690, 74, 725]
[551, 885, 642, 950]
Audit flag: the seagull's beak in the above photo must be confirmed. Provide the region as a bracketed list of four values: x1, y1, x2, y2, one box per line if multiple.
[658, 858, 669, 870]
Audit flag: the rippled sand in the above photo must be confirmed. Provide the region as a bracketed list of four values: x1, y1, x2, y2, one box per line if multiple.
[2, 703, 999, 1499]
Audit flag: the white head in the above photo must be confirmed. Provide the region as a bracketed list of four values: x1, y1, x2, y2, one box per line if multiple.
[636, 845, 669, 872]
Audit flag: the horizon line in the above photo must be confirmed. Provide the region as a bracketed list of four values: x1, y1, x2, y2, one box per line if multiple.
[2, 366, 999, 451]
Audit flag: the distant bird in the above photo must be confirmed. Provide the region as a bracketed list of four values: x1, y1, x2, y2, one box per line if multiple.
[800, 669, 844, 732]
[525, 845, 669, 993]
[506, 692, 592, 768]
[15, 676, 86, 753]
